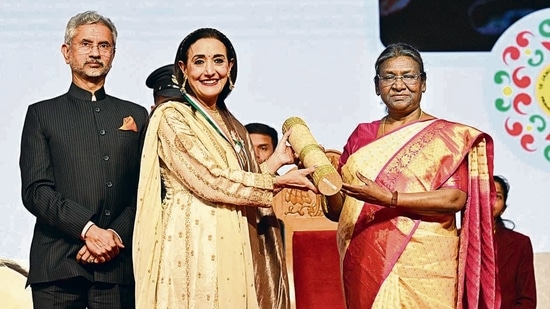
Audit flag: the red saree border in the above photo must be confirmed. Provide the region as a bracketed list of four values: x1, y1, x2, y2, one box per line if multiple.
[341, 119, 499, 309]
[456, 137, 500, 309]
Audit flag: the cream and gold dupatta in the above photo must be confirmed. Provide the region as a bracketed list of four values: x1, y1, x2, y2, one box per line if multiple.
[133, 101, 258, 308]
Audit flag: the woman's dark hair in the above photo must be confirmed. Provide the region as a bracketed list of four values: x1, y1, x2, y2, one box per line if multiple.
[494, 174, 515, 229]
[373, 42, 427, 85]
[174, 28, 237, 110]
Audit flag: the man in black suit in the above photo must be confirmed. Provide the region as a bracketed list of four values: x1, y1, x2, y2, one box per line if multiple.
[19, 10, 148, 309]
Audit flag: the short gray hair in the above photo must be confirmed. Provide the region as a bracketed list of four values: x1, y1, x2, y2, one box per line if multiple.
[64, 11, 117, 46]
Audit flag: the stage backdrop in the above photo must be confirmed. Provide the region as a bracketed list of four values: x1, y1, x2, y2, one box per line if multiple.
[1, 0, 548, 263]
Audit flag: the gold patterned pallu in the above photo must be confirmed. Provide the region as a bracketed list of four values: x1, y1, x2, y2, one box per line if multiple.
[337, 119, 499, 309]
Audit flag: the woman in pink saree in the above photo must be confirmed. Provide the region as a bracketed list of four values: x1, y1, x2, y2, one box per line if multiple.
[323, 43, 500, 308]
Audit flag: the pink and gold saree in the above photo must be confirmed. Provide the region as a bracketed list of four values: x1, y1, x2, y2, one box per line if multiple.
[337, 119, 499, 309]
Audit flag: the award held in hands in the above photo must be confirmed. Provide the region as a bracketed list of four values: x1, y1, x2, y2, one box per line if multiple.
[282, 117, 342, 196]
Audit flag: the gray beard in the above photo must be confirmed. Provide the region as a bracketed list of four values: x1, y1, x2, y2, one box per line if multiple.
[71, 62, 112, 78]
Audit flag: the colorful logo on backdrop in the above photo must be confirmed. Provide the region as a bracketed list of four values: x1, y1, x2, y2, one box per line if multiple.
[490, 9, 550, 167]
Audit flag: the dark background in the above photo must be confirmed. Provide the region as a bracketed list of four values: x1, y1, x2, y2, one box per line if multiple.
[379, 0, 550, 51]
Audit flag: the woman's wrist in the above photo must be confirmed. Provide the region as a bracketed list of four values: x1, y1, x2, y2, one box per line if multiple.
[265, 156, 281, 174]
[272, 175, 282, 195]
[273, 174, 280, 187]
[389, 191, 398, 208]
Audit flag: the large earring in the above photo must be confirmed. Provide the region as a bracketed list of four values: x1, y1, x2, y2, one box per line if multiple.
[228, 73, 235, 90]
[180, 74, 188, 94]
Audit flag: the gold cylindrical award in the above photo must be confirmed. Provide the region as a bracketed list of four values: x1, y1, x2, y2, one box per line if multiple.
[282, 117, 342, 196]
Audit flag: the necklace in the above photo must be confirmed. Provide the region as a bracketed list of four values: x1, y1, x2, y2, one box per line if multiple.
[209, 108, 251, 171]
[209, 108, 224, 125]
[184, 94, 250, 170]
[382, 109, 423, 136]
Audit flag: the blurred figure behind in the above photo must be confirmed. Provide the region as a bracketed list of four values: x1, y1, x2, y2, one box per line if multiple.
[245, 122, 278, 164]
[493, 175, 536, 308]
[145, 64, 183, 109]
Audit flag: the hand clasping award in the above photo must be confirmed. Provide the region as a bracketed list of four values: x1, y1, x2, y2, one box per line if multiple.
[282, 117, 342, 196]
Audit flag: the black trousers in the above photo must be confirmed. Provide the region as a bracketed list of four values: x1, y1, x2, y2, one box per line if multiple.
[31, 277, 135, 309]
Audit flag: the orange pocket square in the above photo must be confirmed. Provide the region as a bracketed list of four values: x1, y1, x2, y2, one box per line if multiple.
[119, 116, 138, 132]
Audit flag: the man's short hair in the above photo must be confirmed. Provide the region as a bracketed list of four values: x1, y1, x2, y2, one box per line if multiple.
[245, 123, 278, 148]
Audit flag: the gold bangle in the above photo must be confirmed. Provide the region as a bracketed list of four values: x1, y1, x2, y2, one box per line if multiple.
[390, 191, 398, 208]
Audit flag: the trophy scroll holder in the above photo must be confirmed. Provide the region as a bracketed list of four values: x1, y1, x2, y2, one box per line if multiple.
[282, 117, 342, 196]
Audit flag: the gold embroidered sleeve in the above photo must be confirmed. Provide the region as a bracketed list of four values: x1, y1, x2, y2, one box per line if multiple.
[259, 162, 272, 174]
[158, 107, 273, 207]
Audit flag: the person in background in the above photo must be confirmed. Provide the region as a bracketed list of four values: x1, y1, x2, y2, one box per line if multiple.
[493, 175, 537, 308]
[245, 122, 278, 164]
[133, 27, 316, 309]
[245, 122, 287, 244]
[19, 10, 148, 308]
[323, 42, 499, 308]
[145, 64, 183, 109]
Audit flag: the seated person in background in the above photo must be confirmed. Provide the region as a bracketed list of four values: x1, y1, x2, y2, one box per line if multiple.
[493, 175, 537, 308]
[146, 64, 183, 109]
[245, 122, 278, 164]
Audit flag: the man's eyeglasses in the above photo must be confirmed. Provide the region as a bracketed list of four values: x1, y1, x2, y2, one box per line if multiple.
[377, 73, 424, 86]
[71, 41, 115, 55]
